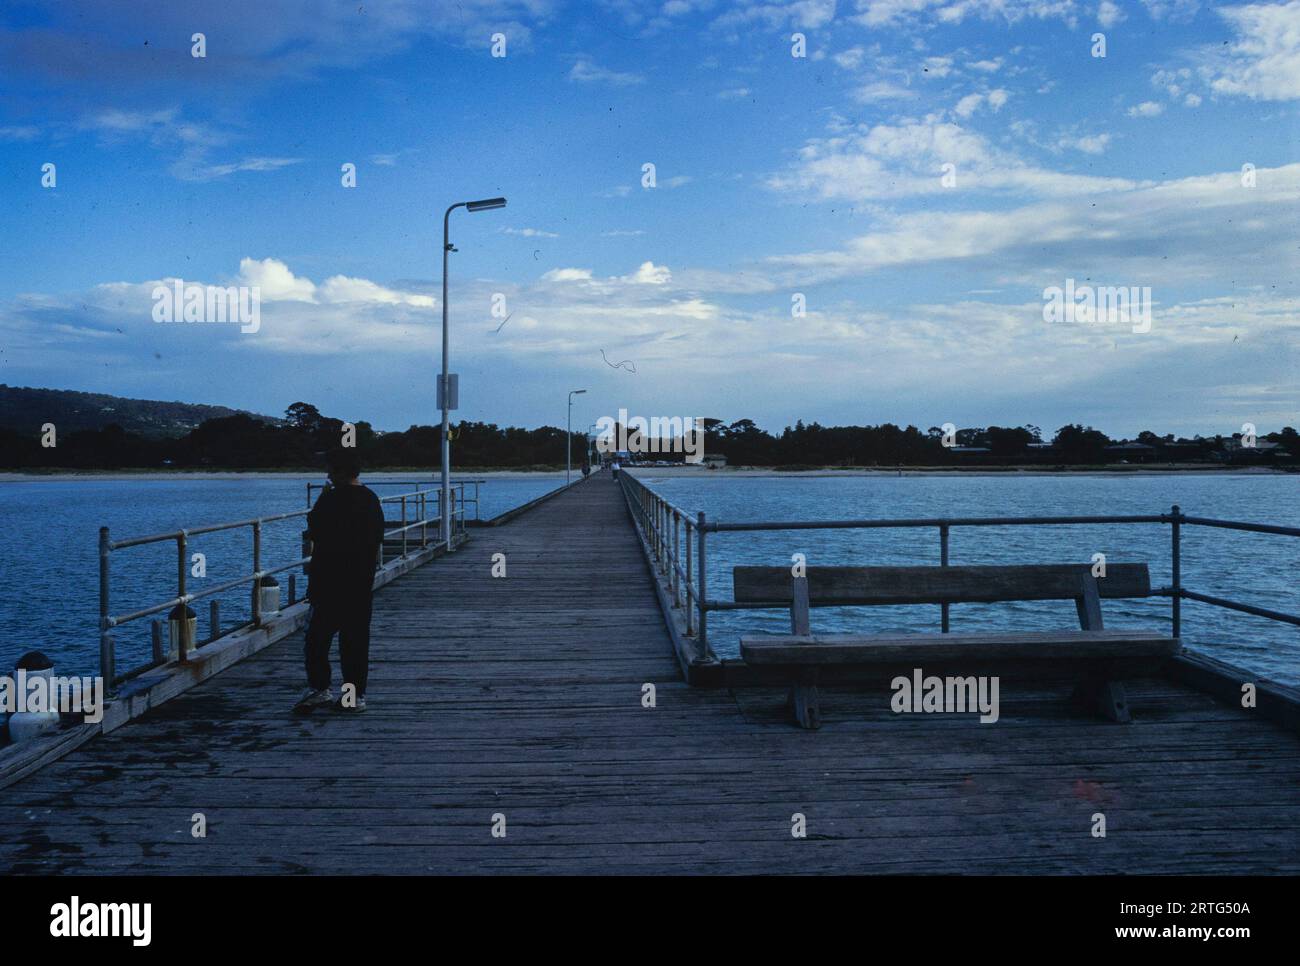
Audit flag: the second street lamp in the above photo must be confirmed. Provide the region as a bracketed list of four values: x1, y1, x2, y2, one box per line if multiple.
[567, 389, 587, 484]
[439, 196, 506, 548]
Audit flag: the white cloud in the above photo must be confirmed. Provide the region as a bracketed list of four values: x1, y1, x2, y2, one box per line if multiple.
[319, 275, 435, 307]
[625, 261, 672, 284]
[1060, 132, 1112, 154]
[923, 56, 955, 77]
[1098, 0, 1126, 26]
[767, 118, 1136, 201]
[569, 59, 645, 86]
[1203, 0, 1300, 101]
[853, 80, 917, 102]
[757, 163, 1300, 288]
[1141, 0, 1201, 20]
[542, 268, 595, 283]
[855, 0, 1081, 27]
[1127, 100, 1166, 117]
[502, 227, 560, 238]
[238, 258, 317, 302]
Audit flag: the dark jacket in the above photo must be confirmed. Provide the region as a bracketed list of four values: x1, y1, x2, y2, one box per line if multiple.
[306, 484, 385, 600]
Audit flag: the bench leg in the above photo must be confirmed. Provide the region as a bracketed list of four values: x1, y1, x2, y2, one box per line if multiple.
[787, 669, 821, 730]
[1072, 677, 1131, 723]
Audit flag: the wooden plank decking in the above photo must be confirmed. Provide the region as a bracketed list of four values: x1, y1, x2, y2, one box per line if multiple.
[3, 473, 1299, 874]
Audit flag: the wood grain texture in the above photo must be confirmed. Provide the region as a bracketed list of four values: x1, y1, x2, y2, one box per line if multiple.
[733, 563, 1151, 605]
[2, 474, 1297, 875]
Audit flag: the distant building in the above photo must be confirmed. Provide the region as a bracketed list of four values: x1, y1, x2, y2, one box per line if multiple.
[1105, 442, 1156, 463]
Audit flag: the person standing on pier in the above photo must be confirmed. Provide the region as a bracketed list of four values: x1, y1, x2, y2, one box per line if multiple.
[293, 449, 385, 715]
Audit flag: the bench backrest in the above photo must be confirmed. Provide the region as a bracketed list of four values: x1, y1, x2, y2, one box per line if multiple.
[733, 563, 1150, 606]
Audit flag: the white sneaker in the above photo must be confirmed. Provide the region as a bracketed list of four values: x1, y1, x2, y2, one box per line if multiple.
[293, 687, 334, 715]
[337, 694, 366, 713]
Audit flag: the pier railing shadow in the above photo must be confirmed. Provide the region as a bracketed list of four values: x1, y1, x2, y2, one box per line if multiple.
[617, 471, 1300, 684]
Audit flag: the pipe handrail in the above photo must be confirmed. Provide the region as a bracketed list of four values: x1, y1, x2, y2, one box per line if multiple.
[98, 483, 475, 689]
[617, 470, 1298, 667]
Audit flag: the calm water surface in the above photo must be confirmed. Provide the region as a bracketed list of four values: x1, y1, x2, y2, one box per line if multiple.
[0, 475, 563, 678]
[635, 473, 1300, 686]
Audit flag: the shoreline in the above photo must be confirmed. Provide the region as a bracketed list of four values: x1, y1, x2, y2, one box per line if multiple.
[0, 464, 1288, 482]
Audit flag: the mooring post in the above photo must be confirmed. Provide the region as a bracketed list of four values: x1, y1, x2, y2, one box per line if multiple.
[151, 619, 164, 665]
[210, 599, 220, 642]
[940, 523, 950, 633]
[288, 573, 296, 605]
[1171, 504, 1182, 638]
[99, 526, 115, 692]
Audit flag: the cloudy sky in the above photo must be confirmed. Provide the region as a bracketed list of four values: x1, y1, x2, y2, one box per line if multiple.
[1, 0, 1297, 437]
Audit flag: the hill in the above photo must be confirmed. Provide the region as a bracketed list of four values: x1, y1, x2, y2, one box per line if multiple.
[0, 385, 279, 439]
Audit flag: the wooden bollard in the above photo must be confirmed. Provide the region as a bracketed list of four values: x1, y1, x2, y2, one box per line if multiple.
[288, 574, 297, 605]
[209, 600, 220, 642]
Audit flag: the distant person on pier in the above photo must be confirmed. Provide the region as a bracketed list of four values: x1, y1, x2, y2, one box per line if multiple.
[293, 448, 385, 715]
[611, 460, 621, 480]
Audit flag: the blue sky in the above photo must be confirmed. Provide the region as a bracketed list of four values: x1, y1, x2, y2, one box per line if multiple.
[1, 0, 1297, 438]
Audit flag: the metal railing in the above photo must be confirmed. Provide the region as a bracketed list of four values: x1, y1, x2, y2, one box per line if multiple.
[619, 471, 708, 659]
[98, 484, 470, 690]
[307, 478, 482, 521]
[617, 471, 1300, 664]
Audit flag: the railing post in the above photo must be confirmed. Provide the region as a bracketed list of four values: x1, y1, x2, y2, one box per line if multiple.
[420, 492, 428, 548]
[288, 573, 297, 605]
[672, 510, 680, 606]
[177, 532, 191, 661]
[401, 496, 408, 558]
[99, 527, 115, 691]
[685, 517, 694, 635]
[697, 511, 708, 659]
[1171, 504, 1182, 638]
[657, 499, 665, 570]
[251, 521, 263, 627]
[939, 523, 950, 633]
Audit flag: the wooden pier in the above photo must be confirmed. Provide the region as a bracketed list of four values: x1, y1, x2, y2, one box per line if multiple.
[3, 473, 1299, 874]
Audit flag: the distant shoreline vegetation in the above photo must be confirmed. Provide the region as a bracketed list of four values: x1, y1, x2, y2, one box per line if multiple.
[0, 388, 1296, 471]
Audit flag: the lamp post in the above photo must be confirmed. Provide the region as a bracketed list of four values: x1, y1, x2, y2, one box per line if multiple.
[440, 196, 506, 547]
[567, 389, 587, 484]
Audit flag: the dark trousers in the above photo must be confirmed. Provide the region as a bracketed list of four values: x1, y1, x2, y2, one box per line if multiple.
[304, 590, 373, 696]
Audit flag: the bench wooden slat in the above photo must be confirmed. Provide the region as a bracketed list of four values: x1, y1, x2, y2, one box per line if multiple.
[740, 630, 1178, 666]
[734, 563, 1150, 605]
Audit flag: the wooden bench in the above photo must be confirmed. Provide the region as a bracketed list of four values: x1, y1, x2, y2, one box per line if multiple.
[735, 563, 1180, 729]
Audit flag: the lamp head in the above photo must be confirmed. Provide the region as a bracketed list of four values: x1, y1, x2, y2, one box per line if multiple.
[466, 197, 507, 212]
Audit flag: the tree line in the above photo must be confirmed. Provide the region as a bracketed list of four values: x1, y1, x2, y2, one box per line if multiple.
[1, 402, 1295, 469]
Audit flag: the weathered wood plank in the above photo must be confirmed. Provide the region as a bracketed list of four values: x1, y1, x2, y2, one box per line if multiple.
[733, 563, 1151, 604]
[740, 630, 1178, 664]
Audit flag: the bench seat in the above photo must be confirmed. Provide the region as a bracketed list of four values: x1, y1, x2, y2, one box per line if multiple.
[732, 562, 1177, 729]
[740, 630, 1178, 665]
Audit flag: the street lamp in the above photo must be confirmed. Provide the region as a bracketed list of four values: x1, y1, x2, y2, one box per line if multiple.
[440, 196, 506, 548]
[567, 389, 587, 484]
